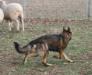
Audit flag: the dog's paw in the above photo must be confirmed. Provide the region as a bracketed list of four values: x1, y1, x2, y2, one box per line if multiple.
[70, 60, 74, 63]
[68, 59, 74, 63]
[43, 63, 53, 67]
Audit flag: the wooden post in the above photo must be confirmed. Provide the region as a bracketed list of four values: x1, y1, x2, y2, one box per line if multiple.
[88, 0, 91, 19]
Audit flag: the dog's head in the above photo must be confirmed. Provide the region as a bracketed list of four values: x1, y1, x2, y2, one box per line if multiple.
[62, 26, 72, 41]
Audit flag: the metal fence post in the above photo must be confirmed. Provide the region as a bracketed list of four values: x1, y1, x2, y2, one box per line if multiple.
[88, 0, 91, 19]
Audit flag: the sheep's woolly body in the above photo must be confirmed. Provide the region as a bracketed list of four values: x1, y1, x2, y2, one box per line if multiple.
[4, 3, 23, 21]
[0, 8, 4, 22]
[0, 0, 24, 31]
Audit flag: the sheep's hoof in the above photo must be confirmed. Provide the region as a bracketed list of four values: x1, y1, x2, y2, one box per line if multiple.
[22, 29, 24, 32]
[16, 30, 20, 33]
[9, 29, 12, 32]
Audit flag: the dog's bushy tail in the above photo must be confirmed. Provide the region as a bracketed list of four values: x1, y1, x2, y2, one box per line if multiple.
[14, 42, 26, 54]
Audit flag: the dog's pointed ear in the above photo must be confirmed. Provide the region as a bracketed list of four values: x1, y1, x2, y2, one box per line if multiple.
[67, 27, 71, 32]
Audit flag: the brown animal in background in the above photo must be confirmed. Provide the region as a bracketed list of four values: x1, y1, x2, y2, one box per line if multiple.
[14, 26, 73, 66]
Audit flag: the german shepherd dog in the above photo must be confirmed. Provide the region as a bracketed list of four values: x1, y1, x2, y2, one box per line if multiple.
[14, 27, 73, 66]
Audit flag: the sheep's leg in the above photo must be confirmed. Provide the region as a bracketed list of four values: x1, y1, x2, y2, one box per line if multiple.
[16, 20, 20, 31]
[19, 15, 24, 31]
[1, 19, 5, 25]
[21, 19, 24, 31]
[8, 21, 12, 31]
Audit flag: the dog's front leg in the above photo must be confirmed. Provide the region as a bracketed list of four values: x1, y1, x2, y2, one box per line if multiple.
[62, 52, 73, 63]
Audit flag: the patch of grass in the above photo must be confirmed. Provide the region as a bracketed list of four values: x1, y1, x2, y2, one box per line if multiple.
[0, 20, 92, 75]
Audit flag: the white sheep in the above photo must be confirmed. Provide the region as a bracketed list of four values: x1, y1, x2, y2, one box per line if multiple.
[0, 0, 24, 31]
[0, 8, 4, 23]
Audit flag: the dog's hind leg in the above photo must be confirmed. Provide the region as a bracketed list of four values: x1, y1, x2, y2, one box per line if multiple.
[41, 51, 53, 66]
[23, 45, 37, 64]
[40, 43, 52, 66]
[23, 53, 29, 64]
